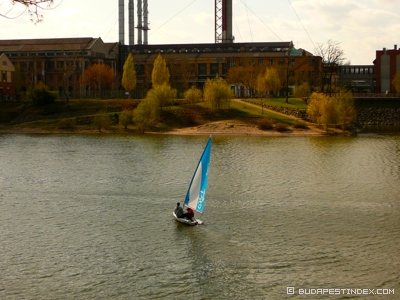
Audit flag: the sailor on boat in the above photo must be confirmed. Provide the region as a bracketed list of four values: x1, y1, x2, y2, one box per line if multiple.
[175, 202, 195, 222]
[174, 202, 184, 218]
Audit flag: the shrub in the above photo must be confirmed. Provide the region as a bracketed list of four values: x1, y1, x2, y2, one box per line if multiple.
[133, 98, 158, 133]
[30, 85, 57, 106]
[274, 123, 290, 132]
[184, 86, 202, 104]
[119, 110, 132, 129]
[258, 118, 274, 130]
[293, 120, 309, 129]
[203, 75, 233, 111]
[94, 113, 112, 132]
[57, 118, 76, 131]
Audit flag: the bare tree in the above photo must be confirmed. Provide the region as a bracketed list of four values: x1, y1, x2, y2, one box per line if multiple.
[315, 40, 345, 95]
[277, 43, 309, 103]
[1, 0, 54, 23]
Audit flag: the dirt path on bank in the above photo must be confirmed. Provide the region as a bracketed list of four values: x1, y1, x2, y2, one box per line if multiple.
[167, 99, 331, 137]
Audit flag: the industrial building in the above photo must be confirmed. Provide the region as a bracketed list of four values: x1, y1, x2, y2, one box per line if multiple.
[374, 45, 400, 94]
[0, 53, 15, 100]
[0, 38, 119, 99]
[2, 0, 396, 100]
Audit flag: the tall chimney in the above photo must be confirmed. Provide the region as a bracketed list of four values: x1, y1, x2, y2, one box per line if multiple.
[129, 0, 134, 45]
[137, 0, 143, 45]
[222, 0, 233, 43]
[143, 0, 149, 45]
[118, 0, 125, 44]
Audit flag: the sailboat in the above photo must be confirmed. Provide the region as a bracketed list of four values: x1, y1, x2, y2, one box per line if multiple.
[173, 136, 212, 226]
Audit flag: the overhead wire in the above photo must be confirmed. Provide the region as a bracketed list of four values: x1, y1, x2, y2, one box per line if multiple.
[233, 15, 243, 42]
[238, 0, 282, 41]
[150, 0, 199, 38]
[243, 0, 253, 42]
[287, 0, 316, 49]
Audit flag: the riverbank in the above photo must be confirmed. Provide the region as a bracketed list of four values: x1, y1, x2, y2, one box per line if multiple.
[0, 119, 342, 137]
[0, 98, 347, 136]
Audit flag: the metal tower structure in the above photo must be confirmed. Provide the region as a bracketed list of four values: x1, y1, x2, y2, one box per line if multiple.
[215, 0, 234, 43]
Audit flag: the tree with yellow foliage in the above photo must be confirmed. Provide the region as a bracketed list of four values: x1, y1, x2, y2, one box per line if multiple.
[184, 86, 202, 104]
[307, 91, 356, 130]
[392, 72, 400, 94]
[121, 53, 136, 98]
[203, 75, 233, 111]
[256, 67, 281, 113]
[152, 54, 170, 87]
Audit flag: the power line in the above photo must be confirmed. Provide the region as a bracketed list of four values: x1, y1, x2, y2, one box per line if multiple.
[238, 0, 282, 41]
[243, 0, 253, 42]
[287, 0, 316, 49]
[150, 0, 199, 37]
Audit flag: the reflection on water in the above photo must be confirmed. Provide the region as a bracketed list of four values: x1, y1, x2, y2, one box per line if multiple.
[0, 133, 399, 299]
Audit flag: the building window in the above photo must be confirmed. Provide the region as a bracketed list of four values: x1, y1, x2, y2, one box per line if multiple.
[308, 59, 315, 66]
[228, 60, 236, 67]
[278, 60, 285, 66]
[222, 63, 227, 75]
[135, 64, 144, 75]
[46, 61, 55, 70]
[258, 59, 264, 66]
[198, 63, 206, 75]
[269, 59, 275, 66]
[249, 59, 255, 66]
[210, 63, 218, 75]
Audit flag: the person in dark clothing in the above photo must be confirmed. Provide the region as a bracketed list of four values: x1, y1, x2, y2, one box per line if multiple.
[175, 203, 195, 222]
[174, 202, 184, 218]
[180, 207, 195, 221]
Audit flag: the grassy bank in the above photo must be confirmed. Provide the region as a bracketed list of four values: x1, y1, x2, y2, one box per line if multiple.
[0, 97, 306, 133]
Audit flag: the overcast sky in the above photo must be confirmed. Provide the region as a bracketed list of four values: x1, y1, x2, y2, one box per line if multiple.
[1, 0, 400, 65]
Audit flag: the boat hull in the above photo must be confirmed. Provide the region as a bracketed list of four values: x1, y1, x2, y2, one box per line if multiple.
[173, 211, 202, 226]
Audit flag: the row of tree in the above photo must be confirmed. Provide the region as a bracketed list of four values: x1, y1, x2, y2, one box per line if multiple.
[120, 53, 233, 132]
[99, 51, 360, 132]
[307, 91, 356, 130]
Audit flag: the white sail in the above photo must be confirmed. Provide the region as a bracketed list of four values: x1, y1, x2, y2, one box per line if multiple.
[184, 137, 212, 213]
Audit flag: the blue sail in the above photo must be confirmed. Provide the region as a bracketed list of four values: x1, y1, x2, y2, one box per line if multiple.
[184, 137, 212, 213]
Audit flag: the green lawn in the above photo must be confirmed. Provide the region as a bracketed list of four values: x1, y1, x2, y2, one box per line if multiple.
[230, 99, 298, 124]
[245, 97, 308, 109]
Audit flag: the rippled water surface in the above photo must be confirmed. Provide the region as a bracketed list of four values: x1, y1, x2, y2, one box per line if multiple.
[0, 133, 399, 299]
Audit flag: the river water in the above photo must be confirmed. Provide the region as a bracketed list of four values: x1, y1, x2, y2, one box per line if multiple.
[0, 133, 399, 299]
